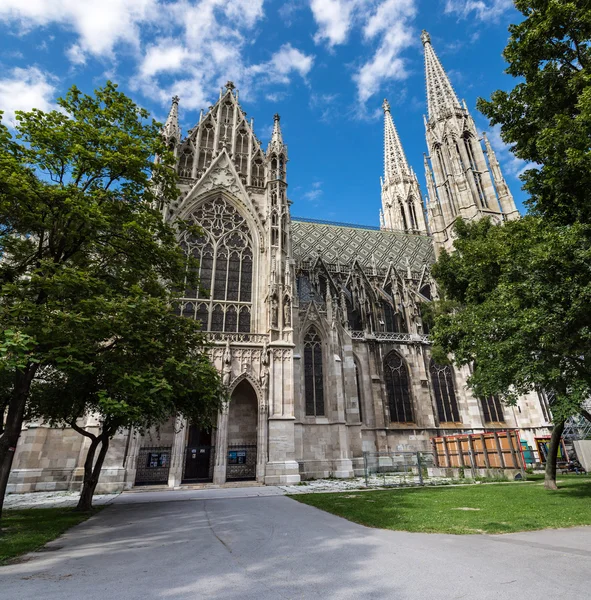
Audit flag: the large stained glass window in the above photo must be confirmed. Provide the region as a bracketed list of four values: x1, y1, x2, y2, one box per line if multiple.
[178, 196, 253, 332]
[304, 328, 324, 416]
[384, 351, 414, 423]
[429, 360, 461, 423]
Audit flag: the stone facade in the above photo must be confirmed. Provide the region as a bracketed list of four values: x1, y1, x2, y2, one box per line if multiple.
[8, 32, 551, 494]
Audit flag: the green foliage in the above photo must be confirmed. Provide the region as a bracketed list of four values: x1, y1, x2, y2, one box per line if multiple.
[431, 217, 591, 417]
[0, 83, 221, 510]
[477, 1, 591, 224]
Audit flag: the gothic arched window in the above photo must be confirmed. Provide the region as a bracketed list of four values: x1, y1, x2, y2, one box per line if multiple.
[480, 395, 504, 423]
[304, 328, 324, 416]
[179, 196, 253, 333]
[384, 351, 414, 423]
[354, 358, 363, 423]
[429, 359, 460, 423]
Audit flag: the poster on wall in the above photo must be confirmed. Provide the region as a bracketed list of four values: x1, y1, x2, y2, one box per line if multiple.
[535, 437, 568, 463]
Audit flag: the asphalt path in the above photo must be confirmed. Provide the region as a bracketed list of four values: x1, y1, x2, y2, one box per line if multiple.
[1, 487, 590, 599]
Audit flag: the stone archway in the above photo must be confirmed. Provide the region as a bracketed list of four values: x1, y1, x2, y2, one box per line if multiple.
[226, 379, 258, 480]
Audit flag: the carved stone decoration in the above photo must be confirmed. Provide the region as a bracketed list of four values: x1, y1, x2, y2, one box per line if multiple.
[222, 339, 232, 387]
[271, 294, 279, 328]
[283, 296, 291, 327]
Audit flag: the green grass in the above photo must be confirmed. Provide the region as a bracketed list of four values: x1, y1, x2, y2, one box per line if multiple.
[0, 507, 101, 564]
[290, 475, 591, 534]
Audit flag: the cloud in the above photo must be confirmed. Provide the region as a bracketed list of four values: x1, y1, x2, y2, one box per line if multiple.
[0, 0, 157, 61]
[303, 181, 323, 204]
[0, 66, 57, 126]
[309, 0, 418, 106]
[0, 0, 313, 114]
[444, 0, 514, 22]
[309, 0, 359, 47]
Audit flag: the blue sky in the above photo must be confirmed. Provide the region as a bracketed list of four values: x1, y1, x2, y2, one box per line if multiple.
[0, 0, 526, 227]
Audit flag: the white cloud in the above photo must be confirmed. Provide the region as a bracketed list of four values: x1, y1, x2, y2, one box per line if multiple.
[444, 0, 514, 21]
[250, 44, 314, 85]
[309, 0, 418, 106]
[309, 0, 358, 47]
[0, 0, 313, 115]
[0, 67, 56, 126]
[303, 181, 323, 204]
[0, 0, 157, 61]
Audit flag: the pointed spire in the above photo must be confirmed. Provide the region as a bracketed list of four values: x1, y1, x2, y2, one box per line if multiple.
[422, 30, 461, 121]
[267, 113, 286, 156]
[383, 98, 410, 182]
[162, 95, 180, 145]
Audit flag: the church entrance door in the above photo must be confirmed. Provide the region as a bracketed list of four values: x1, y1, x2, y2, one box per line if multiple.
[226, 380, 258, 481]
[183, 425, 214, 482]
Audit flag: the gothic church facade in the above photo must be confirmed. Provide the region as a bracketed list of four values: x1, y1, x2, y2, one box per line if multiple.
[8, 32, 550, 493]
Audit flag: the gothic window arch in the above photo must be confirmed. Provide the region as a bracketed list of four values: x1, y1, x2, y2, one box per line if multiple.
[462, 132, 487, 207]
[304, 328, 324, 416]
[429, 359, 461, 423]
[179, 196, 253, 333]
[354, 357, 364, 423]
[178, 147, 193, 178]
[480, 395, 504, 423]
[384, 351, 414, 423]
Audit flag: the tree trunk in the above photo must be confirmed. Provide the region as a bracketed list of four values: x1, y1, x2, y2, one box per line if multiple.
[544, 418, 566, 490]
[76, 432, 110, 512]
[0, 366, 37, 519]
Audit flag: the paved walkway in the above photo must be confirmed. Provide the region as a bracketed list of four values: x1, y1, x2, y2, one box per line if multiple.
[1, 488, 590, 599]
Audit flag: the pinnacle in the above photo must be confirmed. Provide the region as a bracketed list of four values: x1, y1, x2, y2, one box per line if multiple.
[267, 112, 286, 156]
[421, 30, 431, 46]
[162, 94, 180, 143]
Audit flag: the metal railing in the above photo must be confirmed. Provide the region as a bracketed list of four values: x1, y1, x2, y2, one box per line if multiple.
[362, 451, 437, 487]
[207, 332, 268, 344]
[351, 331, 430, 344]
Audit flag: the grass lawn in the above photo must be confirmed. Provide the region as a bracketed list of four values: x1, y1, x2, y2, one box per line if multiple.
[290, 475, 591, 534]
[0, 507, 102, 564]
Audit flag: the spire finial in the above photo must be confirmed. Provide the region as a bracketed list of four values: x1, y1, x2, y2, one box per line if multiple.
[421, 30, 431, 45]
[274, 113, 280, 122]
[225, 81, 235, 91]
[382, 98, 391, 113]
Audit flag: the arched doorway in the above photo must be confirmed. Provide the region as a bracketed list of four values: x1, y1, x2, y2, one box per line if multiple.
[226, 379, 258, 480]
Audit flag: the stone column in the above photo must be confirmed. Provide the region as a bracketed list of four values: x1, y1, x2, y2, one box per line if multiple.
[168, 416, 187, 488]
[122, 429, 142, 490]
[213, 406, 229, 484]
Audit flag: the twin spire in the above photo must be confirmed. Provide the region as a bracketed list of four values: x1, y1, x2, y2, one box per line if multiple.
[382, 99, 411, 183]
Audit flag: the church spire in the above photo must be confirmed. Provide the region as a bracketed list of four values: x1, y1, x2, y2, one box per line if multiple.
[422, 30, 519, 253]
[380, 99, 427, 235]
[162, 95, 181, 147]
[383, 99, 410, 182]
[422, 30, 461, 122]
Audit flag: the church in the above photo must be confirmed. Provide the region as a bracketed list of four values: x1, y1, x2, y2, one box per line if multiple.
[7, 32, 551, 493]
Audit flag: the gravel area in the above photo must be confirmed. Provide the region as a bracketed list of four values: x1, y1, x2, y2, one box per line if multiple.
[4, 490, 119, 510]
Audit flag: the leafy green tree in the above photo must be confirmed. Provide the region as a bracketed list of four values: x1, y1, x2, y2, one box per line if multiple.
[0, 82, 195, 516]
[477, 0, 591, 224]
[431, 217, 591, 489]
[29, 293, 224, 511]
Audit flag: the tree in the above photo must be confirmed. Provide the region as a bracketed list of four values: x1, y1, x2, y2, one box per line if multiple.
[477, 0, 591, 224]
[0, 82, 190, 517]
[29, 293, 224, 511]
[431, 217, 591, 489]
